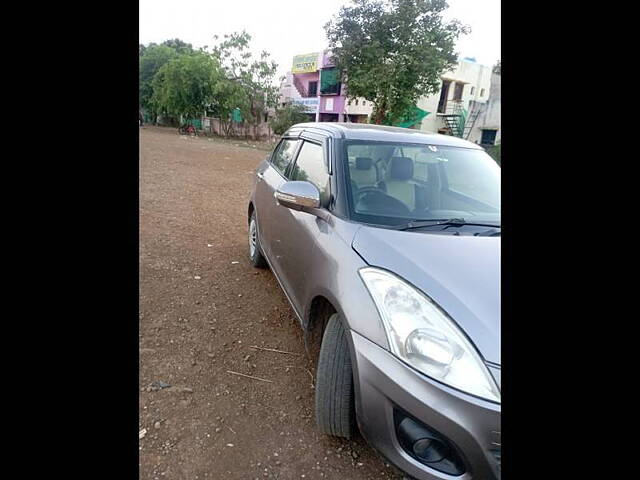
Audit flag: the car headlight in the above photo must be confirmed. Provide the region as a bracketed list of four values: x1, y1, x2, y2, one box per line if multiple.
[359, 267, 500, 403]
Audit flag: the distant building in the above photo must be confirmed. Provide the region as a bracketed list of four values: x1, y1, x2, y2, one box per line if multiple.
[278, 51, 372, 123]
[415, 58, 494, 139]
[278, 53, 500, 143]
[467, 71, 501, 146]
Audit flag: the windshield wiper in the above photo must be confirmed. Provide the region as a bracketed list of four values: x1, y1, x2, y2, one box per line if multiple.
[393, 218, 500, 231]
[475, 228, 501, 236]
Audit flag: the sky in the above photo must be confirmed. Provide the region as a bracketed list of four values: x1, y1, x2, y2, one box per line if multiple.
[139, 0, 500, 79]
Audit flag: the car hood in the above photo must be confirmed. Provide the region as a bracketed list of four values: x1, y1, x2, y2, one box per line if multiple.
[352, 226, 500, 365]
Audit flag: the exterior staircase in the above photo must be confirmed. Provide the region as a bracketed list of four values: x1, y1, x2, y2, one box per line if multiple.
[463, 101, 483, 140]
[441, 100, 466, 137]
[293, 75, 309, 98]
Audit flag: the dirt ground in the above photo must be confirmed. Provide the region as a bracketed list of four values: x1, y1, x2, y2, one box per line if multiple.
[139, 126, 405, 480]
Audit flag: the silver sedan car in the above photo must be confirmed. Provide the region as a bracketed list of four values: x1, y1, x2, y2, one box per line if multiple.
[247, 123, 501, 480]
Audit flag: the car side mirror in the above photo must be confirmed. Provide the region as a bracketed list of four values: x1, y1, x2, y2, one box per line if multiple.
[274, 181, 321, 214]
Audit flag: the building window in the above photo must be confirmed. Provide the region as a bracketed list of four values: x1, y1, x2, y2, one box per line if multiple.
[319, 67, 341, 95]
[362, 101, 366, 106]
[453, 82, 464, 101]
[355, 99, 359, 106]
[348, 100, 352, 106]
[470, 87, 475, 95]
[481, 129, 497, 145]
[308, 81, 318, 96]
[480, 88, 485, 97]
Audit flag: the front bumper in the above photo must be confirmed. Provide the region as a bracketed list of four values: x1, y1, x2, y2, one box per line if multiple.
[349, 330, 501, 480]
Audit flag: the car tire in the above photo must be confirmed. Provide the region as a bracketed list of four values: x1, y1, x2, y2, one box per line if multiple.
[248, 211, 268, 269]
[315, 313, 356, 438]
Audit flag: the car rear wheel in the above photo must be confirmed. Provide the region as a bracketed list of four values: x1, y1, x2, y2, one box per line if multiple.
[248, 212, 267, 268]
[315, 313, 356, 438]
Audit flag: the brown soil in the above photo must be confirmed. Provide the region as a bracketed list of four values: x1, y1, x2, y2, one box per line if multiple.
[139, 126, 405, 480]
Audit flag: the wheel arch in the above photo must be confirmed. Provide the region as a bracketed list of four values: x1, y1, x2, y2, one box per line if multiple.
[247, 201, 255, 224]
[305, 293, 365, 434]
[303, 295, 337, 361]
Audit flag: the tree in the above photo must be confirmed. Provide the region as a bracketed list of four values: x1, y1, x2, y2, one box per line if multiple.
[139, 39, 198, 123]
[139, 45, 178, 120]
[270, 103, 311, 135]
[211, 31, 279, 139]
[150, 52, 222, 121]
[325, 0, 469, 125]
[161, 39, 195, 55]
[210, 76, 248, 137]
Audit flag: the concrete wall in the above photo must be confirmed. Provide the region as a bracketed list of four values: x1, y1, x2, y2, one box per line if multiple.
[468, 72, 501, 144]
[345, 98, 373, 117]
[203, 117, 276, 140]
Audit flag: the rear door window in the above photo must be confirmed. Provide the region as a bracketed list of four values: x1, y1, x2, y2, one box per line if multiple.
[271, 139, 299, 176]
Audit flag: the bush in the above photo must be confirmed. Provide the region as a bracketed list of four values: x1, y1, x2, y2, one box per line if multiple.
[485, 143, 501, 165]
[270, 104, 311, 135]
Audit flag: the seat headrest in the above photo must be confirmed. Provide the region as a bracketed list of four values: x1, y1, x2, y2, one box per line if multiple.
[355, 157, 373, 170]
[389, 157, 414, 180]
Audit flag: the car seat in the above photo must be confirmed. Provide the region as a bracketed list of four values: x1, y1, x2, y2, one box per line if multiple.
[378, 156, 417, 210]
[350, 157, 378, 188]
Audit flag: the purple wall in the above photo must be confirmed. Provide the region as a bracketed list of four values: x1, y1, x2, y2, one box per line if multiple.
[319, 95, 346, 114]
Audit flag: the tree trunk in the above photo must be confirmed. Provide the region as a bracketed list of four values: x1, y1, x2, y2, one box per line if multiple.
[373, 98, 387, 125]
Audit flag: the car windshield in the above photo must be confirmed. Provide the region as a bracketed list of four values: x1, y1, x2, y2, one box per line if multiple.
[344, 140, 500, 227]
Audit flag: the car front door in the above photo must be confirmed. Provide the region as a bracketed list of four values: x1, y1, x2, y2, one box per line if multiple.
[269, 137, 332, 318]
[254, 137, 300, 264]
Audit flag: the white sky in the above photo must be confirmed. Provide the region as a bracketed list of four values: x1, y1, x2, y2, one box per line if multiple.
[139, 0, 500, 79]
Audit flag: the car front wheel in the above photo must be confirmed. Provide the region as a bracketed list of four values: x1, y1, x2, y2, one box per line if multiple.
[315, 313, 356, 438]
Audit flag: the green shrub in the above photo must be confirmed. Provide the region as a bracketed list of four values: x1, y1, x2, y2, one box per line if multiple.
[485, 143, 501, 165]
[270, 104, 311, 135]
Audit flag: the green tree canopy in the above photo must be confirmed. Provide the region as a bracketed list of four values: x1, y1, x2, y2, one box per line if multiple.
[139, 44, 178, 112]
[325, 0, 469, 125]
[161, 38, 194, 55]
[150, 52, 222, 119]
[139, 33, 279, 138]
[211, 32, 279, 129]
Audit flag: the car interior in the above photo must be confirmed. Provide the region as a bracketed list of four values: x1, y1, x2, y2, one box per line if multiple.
[346, 143, 499, 221]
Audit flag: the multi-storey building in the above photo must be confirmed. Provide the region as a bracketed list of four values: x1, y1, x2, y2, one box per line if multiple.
[279, 51, 372, 123]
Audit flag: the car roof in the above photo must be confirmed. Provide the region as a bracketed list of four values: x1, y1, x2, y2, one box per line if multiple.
[285, 122, 483, 149]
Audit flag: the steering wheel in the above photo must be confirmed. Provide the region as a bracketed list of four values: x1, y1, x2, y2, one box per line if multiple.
[355, 187, 412, 216]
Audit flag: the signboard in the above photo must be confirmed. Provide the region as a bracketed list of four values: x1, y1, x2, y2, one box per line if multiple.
[292, 97, 319, 112]
[325, 98, 334, 111]
[292, 52, 319, 74]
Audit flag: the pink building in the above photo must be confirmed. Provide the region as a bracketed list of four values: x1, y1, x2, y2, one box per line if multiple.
[283, 50, 370, 123]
